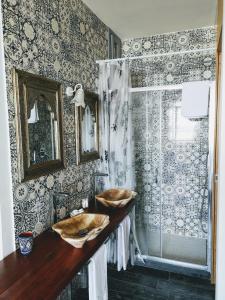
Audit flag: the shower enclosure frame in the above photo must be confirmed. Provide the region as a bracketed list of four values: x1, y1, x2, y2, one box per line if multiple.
[131, 82, 216, 273]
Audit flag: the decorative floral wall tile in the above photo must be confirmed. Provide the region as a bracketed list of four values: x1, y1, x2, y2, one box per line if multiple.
[128, 50, 215, 87]
[123, 27, 216, 57]
[2, 0, 109, 242]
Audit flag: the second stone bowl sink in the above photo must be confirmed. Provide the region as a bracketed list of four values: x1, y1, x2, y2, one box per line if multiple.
[52, 213, 110, 248]
[95, 188, 137, 208]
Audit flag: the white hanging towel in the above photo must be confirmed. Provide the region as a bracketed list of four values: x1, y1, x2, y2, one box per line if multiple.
[106, 232, 117, 264]
[181, 81, 210, 118]
[117, 216, 131, 271]
[88, 244, 108, 300]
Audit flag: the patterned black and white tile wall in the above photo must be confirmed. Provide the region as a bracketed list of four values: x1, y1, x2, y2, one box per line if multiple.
[123, 27, 216, 57]
[124, 26, 216, 240]
[123, 27, 216, 88]
[128, 50, 215, 88]
[2, 0, 109, 241]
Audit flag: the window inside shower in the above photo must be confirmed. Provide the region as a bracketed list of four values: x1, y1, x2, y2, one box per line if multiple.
[131, 87, 214, 269]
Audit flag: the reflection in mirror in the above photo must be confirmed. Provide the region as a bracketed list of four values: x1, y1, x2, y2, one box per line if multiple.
[81, 104, 97, 153]
[75, 91, 99, 164]
[14, 69, 65, 181]
[28, 95, 59, 165]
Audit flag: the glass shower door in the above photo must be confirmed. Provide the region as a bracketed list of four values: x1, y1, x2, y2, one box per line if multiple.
[132, 88, 209, 266]
[132, 90, 162, 258]
[161, 90, 208, 265]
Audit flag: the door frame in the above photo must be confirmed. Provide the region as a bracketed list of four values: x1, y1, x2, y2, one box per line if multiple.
[0, 0, 15, 260]
[211, 0, 223, 284]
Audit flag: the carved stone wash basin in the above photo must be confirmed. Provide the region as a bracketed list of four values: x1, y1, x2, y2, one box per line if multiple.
[95, 188, 137, 208]
[52, 213, 110, 248]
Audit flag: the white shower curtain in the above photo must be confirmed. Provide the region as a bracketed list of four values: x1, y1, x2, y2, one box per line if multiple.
[98, 61, 134, 189]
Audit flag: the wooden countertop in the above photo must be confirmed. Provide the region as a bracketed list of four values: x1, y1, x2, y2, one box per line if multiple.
[0, 201, 134, 300]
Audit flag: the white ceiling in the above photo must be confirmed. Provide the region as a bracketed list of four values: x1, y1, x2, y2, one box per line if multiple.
[82, 0, 217, 39]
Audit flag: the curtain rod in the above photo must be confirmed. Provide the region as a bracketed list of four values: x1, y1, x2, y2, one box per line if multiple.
[96, 47, 216, 64]
[130, 81, 215, 93]
[130, 85, 183, 92]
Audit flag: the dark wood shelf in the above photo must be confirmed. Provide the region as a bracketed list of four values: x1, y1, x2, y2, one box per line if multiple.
[0, 201, 134, 300]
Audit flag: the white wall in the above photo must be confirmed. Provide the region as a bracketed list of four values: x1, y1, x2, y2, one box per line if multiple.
[0, 0, 15, 260]
[216, 3, 225, 299]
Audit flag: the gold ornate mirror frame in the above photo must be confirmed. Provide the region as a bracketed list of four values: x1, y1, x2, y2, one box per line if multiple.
[13, 69, 65, 181]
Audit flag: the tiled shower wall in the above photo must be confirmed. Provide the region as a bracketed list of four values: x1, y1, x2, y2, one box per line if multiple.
[2, 0, 109, 241]
[123, 27, 216, 240]
[123, 27, 216, 87]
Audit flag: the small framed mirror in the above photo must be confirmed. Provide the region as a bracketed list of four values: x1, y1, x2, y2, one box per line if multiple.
[14, 69, 65, 181]
[75, 91, 100, 165]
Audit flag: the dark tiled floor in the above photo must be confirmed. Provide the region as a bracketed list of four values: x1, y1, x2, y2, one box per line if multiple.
[77, 265, 215, 300]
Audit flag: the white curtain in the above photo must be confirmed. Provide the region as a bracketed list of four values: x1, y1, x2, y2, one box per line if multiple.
[98, 61, 134, 189]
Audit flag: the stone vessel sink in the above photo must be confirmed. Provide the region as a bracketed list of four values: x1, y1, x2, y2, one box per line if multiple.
[95, 188, 137, 208]
[52, 213, 110, 248]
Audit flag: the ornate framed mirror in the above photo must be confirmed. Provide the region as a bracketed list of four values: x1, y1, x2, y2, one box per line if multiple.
[75, 91, 100, 165]
[13, 69, 65, 181]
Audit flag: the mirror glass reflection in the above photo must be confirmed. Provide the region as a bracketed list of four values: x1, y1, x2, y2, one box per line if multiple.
[81, 104, 97, 153]
[76, 91, 99, 165]
[28, 95, 60, 165]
